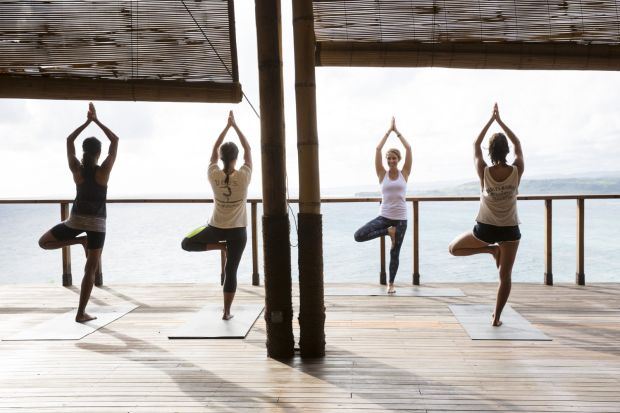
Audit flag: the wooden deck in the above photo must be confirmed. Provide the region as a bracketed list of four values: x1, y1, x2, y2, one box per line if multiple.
[1, 282, 619, 412]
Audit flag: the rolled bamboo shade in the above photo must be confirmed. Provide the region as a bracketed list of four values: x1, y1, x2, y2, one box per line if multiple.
[313, 0, 620, 70]
[0, 0, 242, 102]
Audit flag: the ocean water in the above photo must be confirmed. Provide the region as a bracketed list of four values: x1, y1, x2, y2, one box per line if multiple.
[0, 200, 618, 284]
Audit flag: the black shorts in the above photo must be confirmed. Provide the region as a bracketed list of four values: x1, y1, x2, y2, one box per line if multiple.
[473, 221, 521, 244]
[51, 223, 106, 250]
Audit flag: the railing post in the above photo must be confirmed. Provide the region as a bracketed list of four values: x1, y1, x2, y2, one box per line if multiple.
[544, 199, 553, 286]
[379, 236, 386, 285]
[412, 200, 420, 285]
[251, 201, 260, 286]
[576, 198, 585, 285]
[60, 202, 72, 286]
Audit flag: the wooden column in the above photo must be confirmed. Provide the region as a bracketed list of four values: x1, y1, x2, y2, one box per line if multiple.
[293, 0, 325, 358]
[412, 200, 420, 285]
[255, 0, 295, 358]
[544, 199, 553, 285]
[251, 202, 260, 286]
[576, 198, 585, 285]
[379, 236, 387, 285]
[60, 203, 72, 286]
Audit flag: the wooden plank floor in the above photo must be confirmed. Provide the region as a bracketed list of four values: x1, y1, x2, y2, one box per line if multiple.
[1, 282, 619, 412]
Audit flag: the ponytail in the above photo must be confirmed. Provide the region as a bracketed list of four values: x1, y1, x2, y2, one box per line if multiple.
[219, 142, 239, 185]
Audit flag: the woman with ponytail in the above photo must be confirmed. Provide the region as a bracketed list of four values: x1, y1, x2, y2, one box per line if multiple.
[39, 103, 119, 322]
[448, 103, 524, 327]
[182, 111, 252, 320]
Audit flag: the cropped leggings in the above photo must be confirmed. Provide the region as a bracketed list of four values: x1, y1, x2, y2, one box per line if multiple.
[181, 225, 247, 293]
[354, 216, 407, 284]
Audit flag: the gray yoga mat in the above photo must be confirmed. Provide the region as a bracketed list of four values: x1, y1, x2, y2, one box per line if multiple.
[449, 304, 551, 341]
[3, 305, 137, 341]
[168, 304, 263, 339]
[325, 286, 465, 297]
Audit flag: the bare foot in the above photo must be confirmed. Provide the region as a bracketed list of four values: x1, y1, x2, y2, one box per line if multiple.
[491, 313, 502, 327]
[387, 284, 396, 294]
[76, 313, 97, 323]
[222, 313, 234, 320]
[491, 245, 501, 268]
[387, 227, 396, 249]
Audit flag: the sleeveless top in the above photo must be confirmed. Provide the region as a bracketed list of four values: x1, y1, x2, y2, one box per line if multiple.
[475, 165, 520, 227]
[379, 171, 408, 220]
[66, 166, 107, 232]
[208, 163, 252, 228]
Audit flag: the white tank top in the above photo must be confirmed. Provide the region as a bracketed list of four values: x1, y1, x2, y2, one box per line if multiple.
[476, 165, 520, 226]
[380, 171, 408, 220]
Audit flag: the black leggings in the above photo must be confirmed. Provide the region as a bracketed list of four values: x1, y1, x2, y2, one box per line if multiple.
[354, 216, 407, 284]
[181, 226, 247, 293]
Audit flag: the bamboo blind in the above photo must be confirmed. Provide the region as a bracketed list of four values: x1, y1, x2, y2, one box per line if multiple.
[0, 0, 241, 102]
[313, 0, 620, 69]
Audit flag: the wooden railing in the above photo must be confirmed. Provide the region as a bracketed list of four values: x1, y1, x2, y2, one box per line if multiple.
[1, 194, 618, 287]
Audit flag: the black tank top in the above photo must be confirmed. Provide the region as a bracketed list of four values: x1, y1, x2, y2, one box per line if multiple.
[71, 166, 107, 218]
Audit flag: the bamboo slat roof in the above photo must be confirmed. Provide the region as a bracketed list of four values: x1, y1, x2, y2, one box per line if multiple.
[0, 0, 241, 102]
[313, 0, 620, 70]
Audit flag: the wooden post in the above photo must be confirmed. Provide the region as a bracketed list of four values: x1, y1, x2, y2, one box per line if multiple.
[255, 0, 295, 358]
[576, 198, 585, 285]
[544, 199, 553, 285]
[379, 236, 387, 285]
[412, 200, 420, 285]
[60, 203, 72, 286]
[251, 202, 260, 286]
[293, 0, 325, 358]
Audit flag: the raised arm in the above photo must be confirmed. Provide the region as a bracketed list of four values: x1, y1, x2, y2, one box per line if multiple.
[89, 103, 119, 184]
[474, 107, 495, 183]
[229, 111, 252, 169]
[375, 121, 391, 182]
[210, 117, 230, 166]
[494, 104, 524, 179]
[67, 116, 91, 179]
[392, 118, 412, 181]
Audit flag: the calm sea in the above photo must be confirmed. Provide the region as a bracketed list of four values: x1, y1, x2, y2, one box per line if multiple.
[1, 200, 618, 284]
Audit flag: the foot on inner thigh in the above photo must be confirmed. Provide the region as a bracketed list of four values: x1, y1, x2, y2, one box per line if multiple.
[387, 227, 396, 249]
[491, 245, 501, 268]
[491, 313, 502, 327]
[76, 312, 97, 323]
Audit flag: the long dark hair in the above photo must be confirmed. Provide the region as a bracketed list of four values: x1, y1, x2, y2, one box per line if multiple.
[219, 142, 239, 184]
[82, 137, 102, 173]
[489, 133, 509, 165]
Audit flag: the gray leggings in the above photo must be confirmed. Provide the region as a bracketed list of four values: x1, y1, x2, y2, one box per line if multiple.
[181, 225, 247, 293]
[354, 216, 407, 283]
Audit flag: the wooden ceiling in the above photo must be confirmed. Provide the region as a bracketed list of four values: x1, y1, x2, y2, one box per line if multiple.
[313, 0, 620, 70]
[0, 0, 241, 102]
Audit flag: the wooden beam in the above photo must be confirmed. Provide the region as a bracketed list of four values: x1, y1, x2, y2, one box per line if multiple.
[0, 76, 242, 103]
[255, 0, 295, 359]
[576, 199, 585, 285]
[293, 0, 325, 358]
[316, 41, 620, 71]
[544, 199, 553, 286]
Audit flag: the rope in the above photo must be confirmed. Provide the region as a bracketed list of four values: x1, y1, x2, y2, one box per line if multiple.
[179, 0, 260, 119]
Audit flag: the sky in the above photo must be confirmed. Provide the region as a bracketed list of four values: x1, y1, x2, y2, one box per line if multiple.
[1, 2, 620, 198]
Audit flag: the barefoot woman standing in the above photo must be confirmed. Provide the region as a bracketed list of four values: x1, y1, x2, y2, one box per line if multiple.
[354, 117, 412, 294]
[448, 103, 524, 326]
[39, 103, 119, 322]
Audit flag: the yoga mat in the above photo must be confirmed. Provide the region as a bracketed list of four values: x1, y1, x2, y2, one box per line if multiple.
[3, 305, 137, 341]
[325, 286, 465, 297]
[168, 304, 263, 339]
[449, 304, 551, 340]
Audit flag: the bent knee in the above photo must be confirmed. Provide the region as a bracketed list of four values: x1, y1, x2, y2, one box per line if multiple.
[448, 243, 456, 255]
[181, 238, 191, 251]
[353, 231, 363, 242]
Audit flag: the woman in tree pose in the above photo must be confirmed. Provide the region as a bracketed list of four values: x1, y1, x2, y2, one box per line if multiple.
[181, 111, 252, 320]
[448, 103, 524, 326]
[39, 103, 119, 322]
[354, 117, 412, 294]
